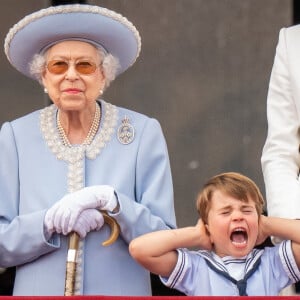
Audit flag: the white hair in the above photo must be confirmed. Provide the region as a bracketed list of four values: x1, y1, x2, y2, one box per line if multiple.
[29, 45, 120, 90]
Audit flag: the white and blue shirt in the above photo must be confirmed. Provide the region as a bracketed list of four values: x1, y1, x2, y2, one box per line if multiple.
[161, 240, 300, 295]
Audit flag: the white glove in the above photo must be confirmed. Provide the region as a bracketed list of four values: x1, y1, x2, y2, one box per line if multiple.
[44, 185, 117, 235]
[72, 209, 104, 238]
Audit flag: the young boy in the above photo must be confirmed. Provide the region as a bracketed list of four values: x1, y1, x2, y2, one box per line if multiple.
[129, 172, 300, 296]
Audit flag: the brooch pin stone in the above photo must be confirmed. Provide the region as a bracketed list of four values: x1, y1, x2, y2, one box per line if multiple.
[117, 116, 135, 145]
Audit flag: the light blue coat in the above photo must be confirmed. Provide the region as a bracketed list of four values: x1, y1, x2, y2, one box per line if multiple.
[0, 100, 176, 295]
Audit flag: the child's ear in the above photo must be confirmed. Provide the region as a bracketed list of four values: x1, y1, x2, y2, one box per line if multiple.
[205, 224, 214, 243]
[205, 223, 210, 234]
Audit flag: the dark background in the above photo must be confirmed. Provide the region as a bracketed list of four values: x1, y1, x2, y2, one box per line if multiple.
[0, 0, 296, 295]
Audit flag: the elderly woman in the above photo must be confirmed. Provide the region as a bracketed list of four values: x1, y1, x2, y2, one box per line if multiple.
[0, 4, 176, 296]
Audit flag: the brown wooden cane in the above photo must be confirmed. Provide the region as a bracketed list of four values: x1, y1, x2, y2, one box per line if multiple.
[64, 213, 120, 296]
[64, 232, 80, 296]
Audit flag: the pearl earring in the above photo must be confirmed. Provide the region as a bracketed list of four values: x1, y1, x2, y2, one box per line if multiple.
[44, 88, 48, 94]
[99, 89, 103, 96]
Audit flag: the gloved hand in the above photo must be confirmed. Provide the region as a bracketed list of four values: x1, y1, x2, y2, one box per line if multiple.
[44, 185, 117, 235]
[72, 209, 104, 238]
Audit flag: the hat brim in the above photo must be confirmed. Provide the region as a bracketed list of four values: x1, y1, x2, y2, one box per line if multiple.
[4, 5, 141, 79]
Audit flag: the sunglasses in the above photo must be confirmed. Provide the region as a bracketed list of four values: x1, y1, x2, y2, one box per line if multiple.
[46, 60, 99, 75]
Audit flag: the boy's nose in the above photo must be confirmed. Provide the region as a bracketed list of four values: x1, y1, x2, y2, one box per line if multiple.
[232, 210, 244, 220]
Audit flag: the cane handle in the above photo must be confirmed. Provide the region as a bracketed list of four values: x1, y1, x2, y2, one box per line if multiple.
[102, 212, 120, 246]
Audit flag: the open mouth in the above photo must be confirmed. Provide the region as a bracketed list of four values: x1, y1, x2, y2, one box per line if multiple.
[230, 227, 248, 246]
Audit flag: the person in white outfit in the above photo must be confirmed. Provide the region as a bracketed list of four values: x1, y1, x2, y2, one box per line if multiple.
[261, 24, 300, 295]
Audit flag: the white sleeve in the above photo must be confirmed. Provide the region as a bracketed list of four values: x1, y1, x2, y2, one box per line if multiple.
[261, 27, 300, 218]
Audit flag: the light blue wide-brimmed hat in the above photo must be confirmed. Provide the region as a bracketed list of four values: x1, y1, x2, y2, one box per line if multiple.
[4, 4, 141, 80]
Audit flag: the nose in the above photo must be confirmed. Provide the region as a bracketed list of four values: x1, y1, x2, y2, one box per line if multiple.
[65, 64, 79, 80]
[232, 209, 244, 221]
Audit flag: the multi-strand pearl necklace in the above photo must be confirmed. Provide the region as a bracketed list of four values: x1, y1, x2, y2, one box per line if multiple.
[56, 102, 101, 147]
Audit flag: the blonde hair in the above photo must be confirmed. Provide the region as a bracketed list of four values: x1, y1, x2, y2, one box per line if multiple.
[196, 172, 265, 224]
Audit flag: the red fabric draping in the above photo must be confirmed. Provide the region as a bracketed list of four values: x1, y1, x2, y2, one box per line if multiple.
[0, 296, 297, 300]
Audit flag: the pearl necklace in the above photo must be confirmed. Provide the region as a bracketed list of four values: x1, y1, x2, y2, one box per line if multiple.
[56, 102, 101, 147]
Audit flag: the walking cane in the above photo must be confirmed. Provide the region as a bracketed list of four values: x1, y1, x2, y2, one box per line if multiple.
[64, 212, 120, 296]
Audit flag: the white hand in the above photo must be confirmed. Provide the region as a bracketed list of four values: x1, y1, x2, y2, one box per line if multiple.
[72, 209, 104, 238]
[44, 185, 117, 234]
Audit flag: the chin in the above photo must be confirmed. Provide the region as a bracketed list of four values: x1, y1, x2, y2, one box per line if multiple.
[231, 246, 251, 258]
[59, 101, 87, 112]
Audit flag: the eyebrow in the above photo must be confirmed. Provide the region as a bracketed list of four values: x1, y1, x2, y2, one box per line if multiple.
[218, 204, 255, 211]
[49, 55, 95, 60]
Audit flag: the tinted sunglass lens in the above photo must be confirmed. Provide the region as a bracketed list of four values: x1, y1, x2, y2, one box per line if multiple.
[76, 62, 96, 74]
[47, 61, 68, 74]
